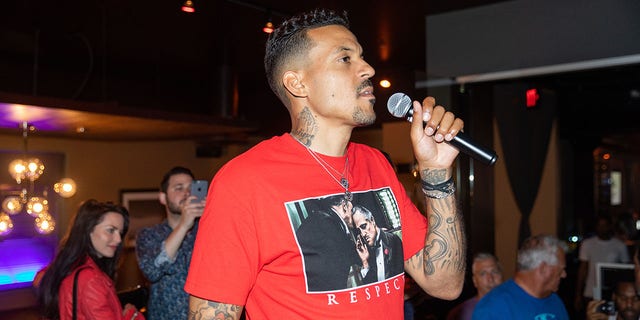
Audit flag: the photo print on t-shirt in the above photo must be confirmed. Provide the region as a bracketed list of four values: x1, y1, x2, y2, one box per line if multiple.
[287, 187, 404, 293]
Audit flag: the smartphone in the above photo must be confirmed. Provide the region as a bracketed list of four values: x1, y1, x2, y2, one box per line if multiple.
[190, 180, 209, 203]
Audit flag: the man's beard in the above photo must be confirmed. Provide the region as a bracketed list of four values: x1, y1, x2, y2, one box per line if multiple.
[353, 107, 376, 126]
[620, 307, 640, 320]
[167, 200, 183, 215]
[353, 79, 376, 126]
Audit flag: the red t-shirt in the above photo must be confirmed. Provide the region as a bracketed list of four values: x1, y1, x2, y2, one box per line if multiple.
[185, 134, 427, 319]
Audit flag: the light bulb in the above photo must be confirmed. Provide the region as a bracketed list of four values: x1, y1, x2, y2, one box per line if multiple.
[54, 178, 77, 198]
[35, 213, 55, 235]
[8, 159, 27, 183]
[27, 197, 48, 217]
[25, 158, 45, 181]
[181, 0, 195, 13]
[2, 197, 23, 215]
[0, 213, 14, 236]
[263, 21, 274, 34]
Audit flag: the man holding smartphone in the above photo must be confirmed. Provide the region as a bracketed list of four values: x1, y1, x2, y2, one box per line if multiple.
[136, 166, 206, 320]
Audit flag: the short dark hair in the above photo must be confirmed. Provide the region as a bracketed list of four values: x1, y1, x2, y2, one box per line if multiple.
[323, 194, 348, 207]
[264, 8, 349, 104]
[160, 166, 195, 193]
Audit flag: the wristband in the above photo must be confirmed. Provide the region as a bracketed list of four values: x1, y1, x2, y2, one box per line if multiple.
[422, 177, 455, 199]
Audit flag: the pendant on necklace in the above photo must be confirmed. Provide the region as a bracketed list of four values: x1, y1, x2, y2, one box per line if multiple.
[340, 177, 349, 189]
[340, 177, 351, 201]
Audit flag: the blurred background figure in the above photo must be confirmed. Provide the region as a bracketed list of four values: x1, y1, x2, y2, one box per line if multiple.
[586, 280, 640, 320]
[576, 214, 631, 316]
[37, 199, 144, 320]
[447, 252, 503, 320]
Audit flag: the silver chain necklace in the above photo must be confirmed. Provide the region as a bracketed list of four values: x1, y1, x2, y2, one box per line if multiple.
[295, 136, 352, 202]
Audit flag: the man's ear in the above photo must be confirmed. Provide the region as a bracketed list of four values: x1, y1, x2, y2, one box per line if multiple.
[159, 192, 167, 206]
[283, 71, 307, 98]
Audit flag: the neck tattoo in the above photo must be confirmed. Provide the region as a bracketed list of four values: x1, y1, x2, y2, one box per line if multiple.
[293, 135, 352, 202]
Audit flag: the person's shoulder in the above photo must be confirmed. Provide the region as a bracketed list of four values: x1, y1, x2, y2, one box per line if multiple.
[581, 236, 597, 245]
[299, 209, 336, 227]
[480, 279, 512, 300]
[135, 222, 171, 247]
[610, 237, 628, 245]
[138, 221, 169, 236]
[349, 143, 395, 168]
[382, 228, 402, 241]
[349, 142, 383, 156]
[72, 259, 111, 287]
[216, 135, 291, 171]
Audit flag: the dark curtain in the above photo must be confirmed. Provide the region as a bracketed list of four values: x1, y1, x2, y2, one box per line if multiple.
[494, 83, 556, 245]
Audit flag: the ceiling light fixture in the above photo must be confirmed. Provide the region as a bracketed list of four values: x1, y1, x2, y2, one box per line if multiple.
[0, 122, 78, 237]
[181, 0, 195, 13]
[262, 21, 274, 34]
[262, 11, 274, 34]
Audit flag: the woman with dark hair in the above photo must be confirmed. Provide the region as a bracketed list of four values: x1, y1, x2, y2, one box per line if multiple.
[37, 199, 144, 320]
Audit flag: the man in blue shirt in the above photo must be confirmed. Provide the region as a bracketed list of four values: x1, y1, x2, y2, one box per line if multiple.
[472, 234, 570, 320]
[136, 166, 205, 320]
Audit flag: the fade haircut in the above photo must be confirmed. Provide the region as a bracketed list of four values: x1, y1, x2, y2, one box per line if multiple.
[517, 234, 567, 271]
[264, 8, 349, 105]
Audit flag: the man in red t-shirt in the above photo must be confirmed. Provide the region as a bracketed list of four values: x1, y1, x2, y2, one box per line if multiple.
[185, 8, 467, 320]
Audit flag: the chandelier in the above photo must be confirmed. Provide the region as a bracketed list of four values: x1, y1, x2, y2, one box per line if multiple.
[0, 122, 77, 237]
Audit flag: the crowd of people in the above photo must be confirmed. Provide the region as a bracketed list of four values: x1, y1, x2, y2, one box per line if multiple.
[29, 7, 640, 320]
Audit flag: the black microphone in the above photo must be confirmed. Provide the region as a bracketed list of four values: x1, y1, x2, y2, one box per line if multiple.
[387, 92, 498, 166]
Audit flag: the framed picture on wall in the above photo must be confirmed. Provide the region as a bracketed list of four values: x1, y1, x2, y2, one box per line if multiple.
[120, 189, 165, 248]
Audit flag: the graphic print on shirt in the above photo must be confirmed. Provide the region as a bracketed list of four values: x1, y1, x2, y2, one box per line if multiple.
[287, 187, 404, 293]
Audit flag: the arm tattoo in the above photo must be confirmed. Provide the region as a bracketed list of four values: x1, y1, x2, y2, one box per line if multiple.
[189, 299, 242, 320]
[410, 168, 466, 276]
[421, 197, 466, 274]
[291, 106, 318, 146]
[420, 168, 448, 184]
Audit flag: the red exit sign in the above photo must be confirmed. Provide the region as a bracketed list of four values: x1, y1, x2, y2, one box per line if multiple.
[526, 88, 539, 108]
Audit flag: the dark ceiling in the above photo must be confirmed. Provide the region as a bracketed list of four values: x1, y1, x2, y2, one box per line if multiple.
[0, 0, 508, 139]
[1, 0, 639, 145]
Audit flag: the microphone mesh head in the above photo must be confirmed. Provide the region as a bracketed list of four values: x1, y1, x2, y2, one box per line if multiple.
[387, 93, 412, 118]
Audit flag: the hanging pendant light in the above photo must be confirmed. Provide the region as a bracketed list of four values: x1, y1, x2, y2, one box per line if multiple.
[8, 159, 27, 184]
[2, 196, 22, 215]
[181, 0, 195, 13]
[262, 21, 274, 34]
[0, 213, 13, 236]
[26, 197, 48, 217]
[35, 212, 55, 235]
[0, 122, 78, 237]
[54, 178, 77, 198]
